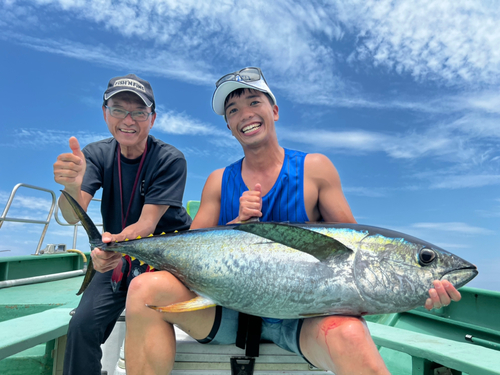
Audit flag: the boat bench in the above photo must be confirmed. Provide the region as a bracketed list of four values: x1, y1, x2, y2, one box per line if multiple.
[367, 321, 500, 375]
[0, 307, 72, 361]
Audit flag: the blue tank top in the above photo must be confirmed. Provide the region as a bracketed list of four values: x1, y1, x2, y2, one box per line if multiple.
[219, 148, 311, 323]
[218, 148, 310, 225]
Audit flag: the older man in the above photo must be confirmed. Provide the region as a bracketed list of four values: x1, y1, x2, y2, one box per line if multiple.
[53, 74, 192, 375]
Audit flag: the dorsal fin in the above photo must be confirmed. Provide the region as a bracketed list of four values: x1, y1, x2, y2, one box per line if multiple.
[234, 222, 352, 262]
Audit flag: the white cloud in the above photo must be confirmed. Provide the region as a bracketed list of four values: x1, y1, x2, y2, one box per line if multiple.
[343, 186, 387, 198]
[429, 174, 500, 189]
[154, 110, 227, 137]
[9, 129, 109, 148]
[346, 0, 500, 85]
[2, 0, 500, 112]
[411, 222, 495, 235]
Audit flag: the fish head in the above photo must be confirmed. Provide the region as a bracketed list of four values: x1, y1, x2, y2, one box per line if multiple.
[352, 226, 478, 313]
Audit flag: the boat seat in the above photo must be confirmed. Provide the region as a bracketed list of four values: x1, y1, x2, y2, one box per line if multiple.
[0, 307, 73, 360]
[367, 321, 500, 374]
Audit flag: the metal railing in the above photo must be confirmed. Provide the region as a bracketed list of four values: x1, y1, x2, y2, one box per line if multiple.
[0, 183, 102, 255]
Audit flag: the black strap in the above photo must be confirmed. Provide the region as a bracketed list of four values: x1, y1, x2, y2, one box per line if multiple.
[235, 313, 262, 357]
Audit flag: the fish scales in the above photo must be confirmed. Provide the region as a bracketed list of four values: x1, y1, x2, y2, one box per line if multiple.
[119, 229, 349, 317]
[61, 191, 478, 319]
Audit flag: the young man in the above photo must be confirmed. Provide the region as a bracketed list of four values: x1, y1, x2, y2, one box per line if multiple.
[124, 67, 461, 374]
[53, 74, 192, 375]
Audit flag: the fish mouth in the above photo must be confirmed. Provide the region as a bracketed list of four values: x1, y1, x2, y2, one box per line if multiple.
[441, 266, 478, 289]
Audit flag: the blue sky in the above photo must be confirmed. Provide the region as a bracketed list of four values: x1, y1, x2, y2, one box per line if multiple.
[0, 0, 499, 292]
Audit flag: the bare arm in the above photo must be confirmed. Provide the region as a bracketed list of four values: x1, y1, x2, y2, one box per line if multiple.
[304, 153, 356, 224]
[190, 169, 224, 230]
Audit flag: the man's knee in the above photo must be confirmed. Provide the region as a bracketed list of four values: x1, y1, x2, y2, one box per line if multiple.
[317, 315, 368, 344]
[126, 271, 180, 314]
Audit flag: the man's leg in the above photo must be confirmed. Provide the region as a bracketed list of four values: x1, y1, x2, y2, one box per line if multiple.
[125, 271, 216, 375]
[63, 270, 127, 375]
[299, 315, 390, 375]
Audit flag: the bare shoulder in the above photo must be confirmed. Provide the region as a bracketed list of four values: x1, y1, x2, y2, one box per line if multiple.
[204, 168, 224, 193]
[304, 153, 340, 183]
[304, 153, 355, 223]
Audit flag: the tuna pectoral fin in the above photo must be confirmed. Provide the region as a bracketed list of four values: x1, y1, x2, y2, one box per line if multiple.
[235, 222, 352, 262]
[146, 296, 216, 313]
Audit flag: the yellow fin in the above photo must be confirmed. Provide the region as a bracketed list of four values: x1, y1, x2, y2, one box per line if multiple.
[146, 296, 216, 313]
[125, 238, 129, 241]
[130, 256, 136, 261]
[174, 230, 178, 233]
[148, 234, 153, 237]
[136, 236, 142, 239]
[139, 260, 145, 265]
[161, 232, 166, 235]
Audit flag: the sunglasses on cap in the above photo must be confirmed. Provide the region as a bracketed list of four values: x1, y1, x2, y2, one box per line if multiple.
[215, 67, 268, 88]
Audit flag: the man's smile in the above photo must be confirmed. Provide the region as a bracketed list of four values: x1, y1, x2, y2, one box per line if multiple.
[241, 123, 262, 134]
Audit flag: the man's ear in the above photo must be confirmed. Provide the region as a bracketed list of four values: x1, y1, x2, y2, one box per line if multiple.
[273, 104, 279, 121]
[150, 112, 157, 129]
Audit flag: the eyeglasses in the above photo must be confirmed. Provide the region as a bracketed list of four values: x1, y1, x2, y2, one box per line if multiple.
[105, 105, 153, 121]
[215, 67, 268, 88]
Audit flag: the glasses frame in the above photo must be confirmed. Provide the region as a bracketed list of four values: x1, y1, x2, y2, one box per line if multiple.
[104, 105, 154, 121]
[215, 67, 268, 88]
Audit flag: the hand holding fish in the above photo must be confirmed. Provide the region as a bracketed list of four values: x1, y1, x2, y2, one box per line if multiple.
[425, 280, 461, 310]
[227, 183, 263, 224]
[91, 231, 124, 273]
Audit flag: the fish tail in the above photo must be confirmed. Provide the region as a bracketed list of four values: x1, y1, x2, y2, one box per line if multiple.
[60, 190, 103, 247]
[60, 190, 105, 295]
[76, 257, 96, 296]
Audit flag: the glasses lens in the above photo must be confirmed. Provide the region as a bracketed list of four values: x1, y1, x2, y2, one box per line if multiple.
[238, 68, 260, 82]
[108, 107, 149, 121]
[131, 111, 149, 121]
[216, 73, 236, 87]
[215, 68, 262, 87]
[109, 107, 127, 119]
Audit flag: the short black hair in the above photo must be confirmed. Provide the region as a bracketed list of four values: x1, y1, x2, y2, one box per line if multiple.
[224, 88, 274, 113]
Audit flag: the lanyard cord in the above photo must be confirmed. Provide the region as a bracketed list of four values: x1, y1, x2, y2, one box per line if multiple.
[117, 140, 148, 230]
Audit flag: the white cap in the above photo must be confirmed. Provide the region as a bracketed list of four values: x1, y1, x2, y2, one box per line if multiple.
[212, 79, 277, 116]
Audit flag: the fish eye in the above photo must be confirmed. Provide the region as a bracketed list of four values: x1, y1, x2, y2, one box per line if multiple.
[418, 248, 436, 266]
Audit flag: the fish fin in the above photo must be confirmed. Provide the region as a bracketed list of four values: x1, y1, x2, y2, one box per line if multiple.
[60, 191, 104, 248]
[146, 296, 216, 313]
[76, 257, 96, 295]
[235, 222, 352, 262]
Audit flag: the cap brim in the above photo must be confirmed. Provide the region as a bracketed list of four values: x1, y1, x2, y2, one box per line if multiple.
[212, 80, 276, 116]
[104, 89, 153, 108]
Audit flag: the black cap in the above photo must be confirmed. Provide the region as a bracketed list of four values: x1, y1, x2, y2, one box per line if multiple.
[103, 74, 155, 109]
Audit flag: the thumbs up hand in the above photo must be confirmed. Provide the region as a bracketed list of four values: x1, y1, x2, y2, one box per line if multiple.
[227, 183, 263, 224]
[53, 137, 87, 190]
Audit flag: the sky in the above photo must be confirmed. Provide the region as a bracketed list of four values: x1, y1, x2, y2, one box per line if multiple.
[0, 0, 499, 292]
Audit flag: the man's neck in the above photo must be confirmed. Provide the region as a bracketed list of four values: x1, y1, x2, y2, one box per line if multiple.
[120, 140, 147, 159]
[241, 142, 285, 195]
